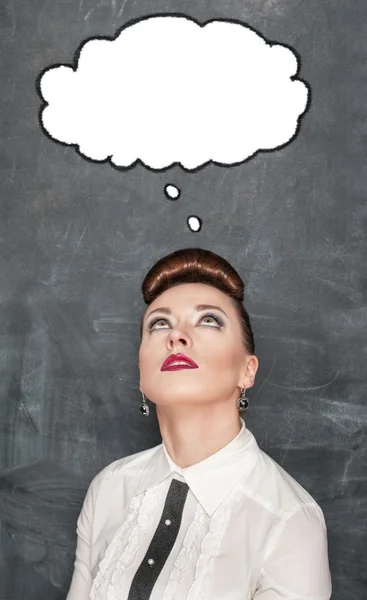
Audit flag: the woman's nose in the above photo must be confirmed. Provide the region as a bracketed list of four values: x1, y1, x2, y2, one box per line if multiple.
[167, 327, 191, 347]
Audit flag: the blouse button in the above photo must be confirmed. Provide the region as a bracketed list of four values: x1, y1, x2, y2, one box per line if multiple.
[165, 519, 172, 526]
[147, 558, 155, 566]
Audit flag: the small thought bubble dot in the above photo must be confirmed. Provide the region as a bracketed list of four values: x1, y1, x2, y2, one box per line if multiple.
[187, 216, 202, 232]
[164, 184, 180, 200]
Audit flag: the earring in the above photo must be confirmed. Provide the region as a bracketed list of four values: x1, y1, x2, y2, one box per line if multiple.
[140, 392, 150, 416]
[237, 388, 249, 412]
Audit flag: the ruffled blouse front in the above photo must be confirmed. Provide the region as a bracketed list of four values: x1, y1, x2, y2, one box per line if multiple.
[66, 419, 332, 600]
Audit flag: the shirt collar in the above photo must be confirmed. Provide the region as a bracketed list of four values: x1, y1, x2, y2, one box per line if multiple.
[131, 417, 260, 516]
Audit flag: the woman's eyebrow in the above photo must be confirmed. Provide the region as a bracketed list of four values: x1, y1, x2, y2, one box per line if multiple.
[144, 304, 229, 322]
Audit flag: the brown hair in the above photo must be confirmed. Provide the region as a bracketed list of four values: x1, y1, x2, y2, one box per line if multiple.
[139, 247, 255, 354]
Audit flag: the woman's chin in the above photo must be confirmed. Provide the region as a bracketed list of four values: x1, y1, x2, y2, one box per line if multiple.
[152, 389, 214, 407]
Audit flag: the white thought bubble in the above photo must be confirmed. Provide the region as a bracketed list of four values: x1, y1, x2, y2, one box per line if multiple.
[187, 216, 202, 232]
[38, 15, 310, 171]
[164, 184, 181, 200]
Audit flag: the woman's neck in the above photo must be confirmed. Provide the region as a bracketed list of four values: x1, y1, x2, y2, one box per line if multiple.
[157, 405, 242, 468]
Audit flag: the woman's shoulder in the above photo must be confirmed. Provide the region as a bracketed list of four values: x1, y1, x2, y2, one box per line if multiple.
[76, 443, 163, 526]
[252, 442, 326, 521]
[89, 442, 161, 489]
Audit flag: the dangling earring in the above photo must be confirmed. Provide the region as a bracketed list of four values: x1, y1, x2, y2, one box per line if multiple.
[140, 392, 150, 416]
[237, 388, 249, 412]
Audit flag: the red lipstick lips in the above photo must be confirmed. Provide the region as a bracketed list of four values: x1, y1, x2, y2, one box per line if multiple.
[161, 352, 199, 371]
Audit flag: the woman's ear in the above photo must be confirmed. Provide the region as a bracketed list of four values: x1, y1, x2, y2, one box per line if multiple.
[239, 355, 259, 389]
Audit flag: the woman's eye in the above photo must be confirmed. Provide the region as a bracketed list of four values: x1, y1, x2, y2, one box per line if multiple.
[201, 315, 219, 326]
[149, 319, 168, 329]
[148, 313, 223, 331]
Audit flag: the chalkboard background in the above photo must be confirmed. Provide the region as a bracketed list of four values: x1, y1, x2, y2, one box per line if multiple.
[1, 1, 366, 598]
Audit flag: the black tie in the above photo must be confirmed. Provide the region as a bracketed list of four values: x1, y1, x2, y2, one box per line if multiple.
[127, 478, 190, 600]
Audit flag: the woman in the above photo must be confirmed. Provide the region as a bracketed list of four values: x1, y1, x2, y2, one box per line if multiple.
[66, 247, 332, 600]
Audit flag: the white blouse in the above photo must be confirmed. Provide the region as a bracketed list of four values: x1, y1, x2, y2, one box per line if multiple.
[66, 417, 332, 600]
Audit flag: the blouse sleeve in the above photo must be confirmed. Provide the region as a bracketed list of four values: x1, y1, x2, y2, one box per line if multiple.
[66, 474, 100, 600]
[253, 504, 332, 600]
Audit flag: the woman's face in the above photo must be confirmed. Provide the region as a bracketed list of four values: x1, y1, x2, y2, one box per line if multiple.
[139, 283, 258, 409]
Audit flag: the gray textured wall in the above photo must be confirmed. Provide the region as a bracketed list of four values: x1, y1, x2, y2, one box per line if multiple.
[1, 1, 366, 598]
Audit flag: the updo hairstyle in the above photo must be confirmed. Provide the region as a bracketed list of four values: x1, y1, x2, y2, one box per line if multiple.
[140, 247, 255, 355]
